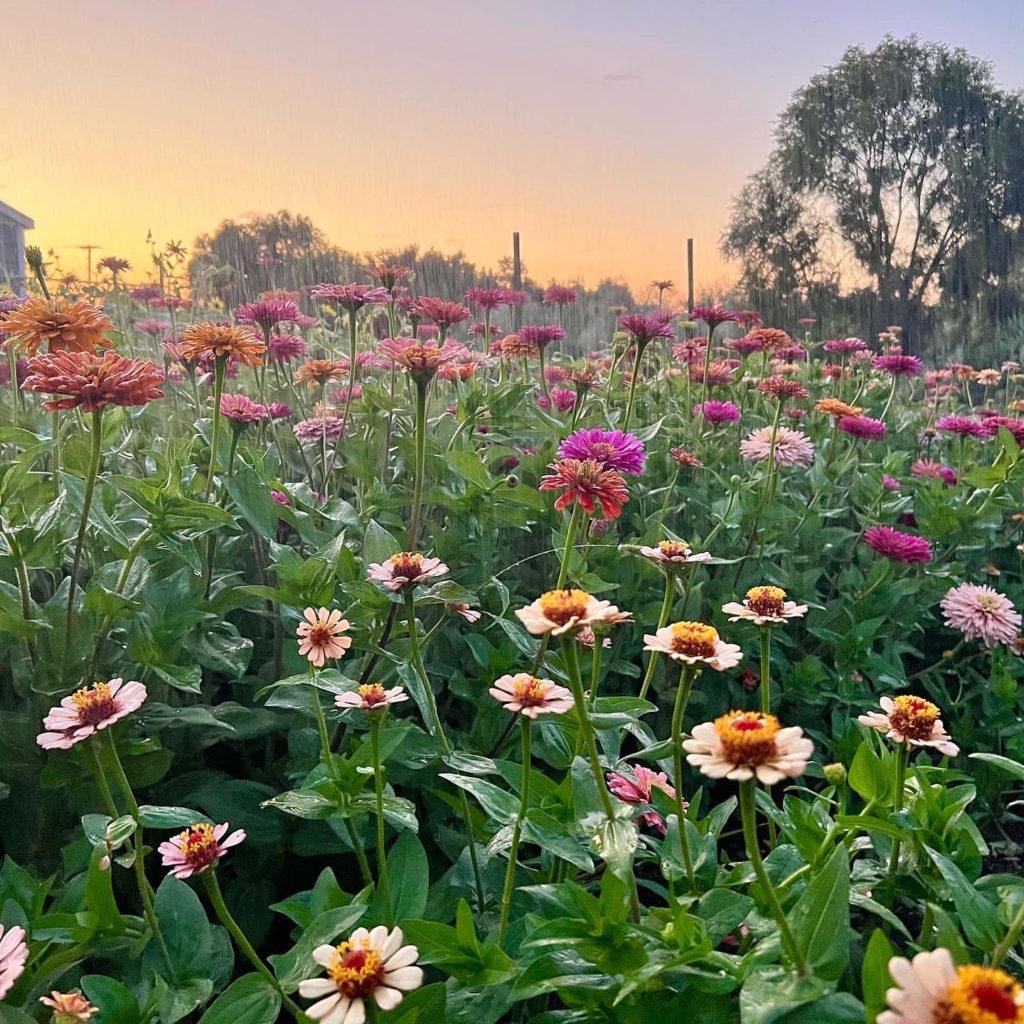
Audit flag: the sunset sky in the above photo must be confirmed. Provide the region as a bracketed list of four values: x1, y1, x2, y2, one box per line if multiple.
[5, 0, 1024, 295]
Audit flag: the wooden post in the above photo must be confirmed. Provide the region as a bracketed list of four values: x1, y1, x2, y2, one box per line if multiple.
[512, 231, 522, 331]
[686, 238, 694, 315]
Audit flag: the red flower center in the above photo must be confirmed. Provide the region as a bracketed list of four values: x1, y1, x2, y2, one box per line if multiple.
[71, 683, 118, 726]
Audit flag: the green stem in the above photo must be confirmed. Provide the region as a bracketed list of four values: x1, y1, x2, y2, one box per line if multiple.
[538, 345, 551, 399]
[407, 379, 429, 550]
[759, 628, 772, 715]
[563, 638, 615, 821]
[739, 780, 807, 975]
[879, 374, 899, 422]
[556, 502, 583, 590]
[990, 899, 1024, 969]
[886, 744, 909, 880]
[64, 408, 104, 667]
[498, 718, 531, 945]
[671, 664, 697, 891]
[370, 716, 392, 924]
[622, 343, 645, 432]
[5, 533, 38, 666]
[204, 357, 226, 500]
[638, 575, 675, 701]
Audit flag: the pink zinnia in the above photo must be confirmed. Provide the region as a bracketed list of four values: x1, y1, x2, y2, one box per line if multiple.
[911, 460, 957, 486]
[465, 287, 510, 311]
[557, 428, 646, 475]
[135, 318, 170, 337]
[543, 285, 578, 306]
[296, 607, 352, 666]
[873, 354, 923, 376]
[690, 306, 739, 331]
[934, 415, 989, 438]
[411, 297, 472, 328]
[367, 552, 448, 591]
[158, 822, 246, 879]
[235, 298, 300, 330]
[838, 415, 886, 439]
[695, 399, 741, 424]
[940, 583, 1021, 648]
[617, 313, 675, 347]
[518, 324, 566, 349]
[606, 765, 679, 833]
[309, 284, 390, 312]
[293, 417, 344, 445]
[268, 334, 307, 363]
[863, 526, 932, 564]
[537, 388, 576, 413]
[822, 338, 866, 354]
[739, 426, 815, 467]
[220, 393, 268, 424]
[728, 336, 764, 356]
[268, 401, 292, 419]
[0, 924, 29, 1000]
[336, 683, 409, 714]
[489, 673, 574, 718]
[37, 679, 147, 750]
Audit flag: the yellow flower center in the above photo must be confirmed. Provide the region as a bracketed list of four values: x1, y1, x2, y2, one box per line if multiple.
[389, 552, 424, 578]
[935, 965, 1024, 1023]
[176, 823, 219, 872]
[511, 676, 550, 706]
[714, 711, 780, 766]
[327, 940, 386, 998]
[668, 621, 719, 658]
[358, 683, 387, 706]
[746, 586, 787, 617]
[658, 540, 692, 558]
[538, 589, 591, 626]
[70, 683, 118, 726]
[889, 695, 940, 741]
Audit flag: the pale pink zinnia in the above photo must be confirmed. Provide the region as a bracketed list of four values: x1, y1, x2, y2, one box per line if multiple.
[488, 673, 574, 718]
[684, 711, 813, 784]
[296, 607, 352, 666]
[158, 822, 246, 879]
[739, 426, 815, 467]
[515, 589, 625, 637]
[335, 683, 409, 714]
[367, 552, 448, 591]
[637, 540, 712, 567]
[940, 583, 1021, 648]
[858, 696, 959, 756]
[644, 621, 742, 670]
[0, 924, 28, 1000]
[722, 585, 807, 626]
[37, 679, 147, 750]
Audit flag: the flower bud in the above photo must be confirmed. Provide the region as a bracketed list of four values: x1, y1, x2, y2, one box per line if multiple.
[823, 763, 847, 787]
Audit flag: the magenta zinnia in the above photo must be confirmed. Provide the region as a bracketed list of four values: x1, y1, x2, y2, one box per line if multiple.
[863, 526, 933, 564]
[873, 354, 923, 376]
[838, 415, 886, 439]
[557, 428, 646, 475]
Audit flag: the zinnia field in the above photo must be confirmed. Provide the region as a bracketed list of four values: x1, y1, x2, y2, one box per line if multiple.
[3, 273, 1024, 1024]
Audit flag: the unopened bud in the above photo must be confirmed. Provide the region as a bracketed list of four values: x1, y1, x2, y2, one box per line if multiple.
[823, 763, 847, 787]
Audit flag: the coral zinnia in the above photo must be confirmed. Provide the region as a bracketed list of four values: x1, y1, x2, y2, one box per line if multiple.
[489, 673, 574, 718]
[37, 679, 147, 750]
[858, 696, 959, 756]
[863, 526, 932, 564]
[411, 297, 472, 328]
[39, 991, 98, 1021]
[179, 322, 266, 366]
[816, 398, 863, 418]
[1, 296, 112, 355]
[220, 393, 267, 424]
[557, 428, 646, 475]
[745, 327, 792, 352]
[296, 607, 353, 666]
[684, 711, 813, 784]
[378, 337, 466, 382]
[739, 426, 815, 467]
[23, 351, 164, 412]
[638, 540, 712, 567]
[539, 458, 630, 520]
[295, 359, 347, 388]
[158, 822, 246, 879]
[940, 583, 1021, 648]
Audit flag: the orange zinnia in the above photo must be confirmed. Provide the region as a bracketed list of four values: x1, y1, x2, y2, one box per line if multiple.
[295, 359, 346, 388]
[1, 296, 112, 356]
[178, 322, 265, 366]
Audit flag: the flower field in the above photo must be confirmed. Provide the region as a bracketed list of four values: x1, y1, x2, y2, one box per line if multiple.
[2, 269, 1024, 1024]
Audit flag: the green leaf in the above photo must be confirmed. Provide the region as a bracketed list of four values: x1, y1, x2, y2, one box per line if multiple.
[81, 976, 141, 1024]
[151, 875, 213, 980]
[362, 520, 400, 567]
[925, 849, 1002, 951]
[138, 805, 213, 829]
[386, 832, 429, 920]
[861, 929, 894, 1024]
[848, 741, 894, 805]
[196, 974, 281, 1024]
[448, 450, 494, 490]
[269, 905, 367, 991]
[439, 773, 518, 823]
[786, 845, 850, 979]
[697, 887, 754, 945]
[969, 752, 1024, 783]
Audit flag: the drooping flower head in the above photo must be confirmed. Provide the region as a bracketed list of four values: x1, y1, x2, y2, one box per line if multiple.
[299, 926, 423, 1023]
[489, 673, 574, 718]
[465, 287, 511, 311]
[940, 583, 1021, 648]
[539, 458, 630, 521]
[689, 306, 739, 332]
[179, 322, 265, 366]
[864, 526, 933, 564]
[377, 336, 466, 383]
[369, 263, 412, 291]
[557, 428, 646, 475]
[722, 586, 808, 626]
[684, 711, 813, 784]
[516, 589, 625, 637]
[296, 608, 352, 666]
[97, 255, 132, 276]
[410, 297, 472, 329]
[670, 447, 703, 469]
[158, 822, 246, 879]
[858, 696, 959, 756]
[617, 313, 675, 348]
[235, 298, 301, 331]
[1, 296, 112, 355]
[644, 621, 743, 670]
[740, 426, 815, 467]
[335, 684, 409, 714]
[37, 679, 147, 750]
[879, 948, 1024, 1024]
[309, 284, 391, 313]
[39, 991, 98, 1022]
[366, 553, 448, 591]
[23, 352, 164, 412]
[517, 324, 566, 350]
[0, 924, 29, 1000]
[268, 335, 307, 363]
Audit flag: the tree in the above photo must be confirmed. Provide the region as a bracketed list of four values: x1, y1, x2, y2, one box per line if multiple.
[724, 37, 1024, 341]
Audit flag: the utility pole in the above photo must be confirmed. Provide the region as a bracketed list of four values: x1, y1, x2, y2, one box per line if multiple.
[686, 238, 694, 315]
[78, 244, 102, 286]
[511, 232, 523, 331]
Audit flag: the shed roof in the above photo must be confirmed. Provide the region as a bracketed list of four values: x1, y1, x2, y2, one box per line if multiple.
[0, 201, 34, 229]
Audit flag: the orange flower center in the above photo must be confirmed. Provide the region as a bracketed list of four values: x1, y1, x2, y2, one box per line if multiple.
[327, 941, 386, 998]
[538, 589, 591, 625]
[71, 683, 118, 726]
[358, 683, 387, 706]
[935, 966, 1024, 1023]
[714, 712, 780, 766]
[511, 676, 550, 706]
[176, 823, 219, 872]
[389, 552, 424, 579]
[746, 586, 787, 617]
[658, 540, 692, 558]
[889, 695, 940, 741]
[668, 622, 719, 658]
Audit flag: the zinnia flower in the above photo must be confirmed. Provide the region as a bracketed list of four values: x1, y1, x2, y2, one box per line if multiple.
[1, 296, 112, 355]
[294, 417, 344, 445]
[940, 583, 1021, 648]
[816, 398, 863, 418]
[756, 376, 808, 400]
[179, 322, 266, 366]
[540, 458, 630, 520]
[912, 460, 957, 485]
[606, 765, 678, 832]
[617, 313, 675, 347]
[158, 822, 246, 879]
[858, 696, 959, 756]
[537, 388, 576, 412]
[310, 284, 391, 312]
[745, 327, 792, 352]
[297, 607, 352, 666]
[378, 337, 465, 382]
[518, 324, 566, 349]
[335, 684, 408, 714]
[299, 925, 423, 1023]
[684, 711, 813, 784]
[23, 352, 164, 412]
[489, 673, 574, 717]
[670, 447, 703, 468]
[497, 333, 539, 359]
[689, 306, 739, 331]
[0, 924, 28, 1000]
[235, 298, 301, 330]
[557, 428, 646, 475]
[838, 415, 886, 439]
[516, 589, 625, 636]
[295, 359, 347, 388]
[410, 297, 472, 328]
[269, 335, 307, 363]
[740, 426, 815, 467]
[863, 526, 933, 564]
[873, 354, 923, 376]
[644, 621, 742, 670]
[220, 393, 268, 424]
[638, 539, 712, 567]
[822, 338, 866, 354]
[37, 679, 147, 750]
[39, 991, 98, 1022]
[695, 400, 741, 424]
[934, 415, 990, 439]
[879, 948, 1024, 1024]
[367, 553, 448, 591]
[722, 586, 807, 626]
[543, 285, 578, 306]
